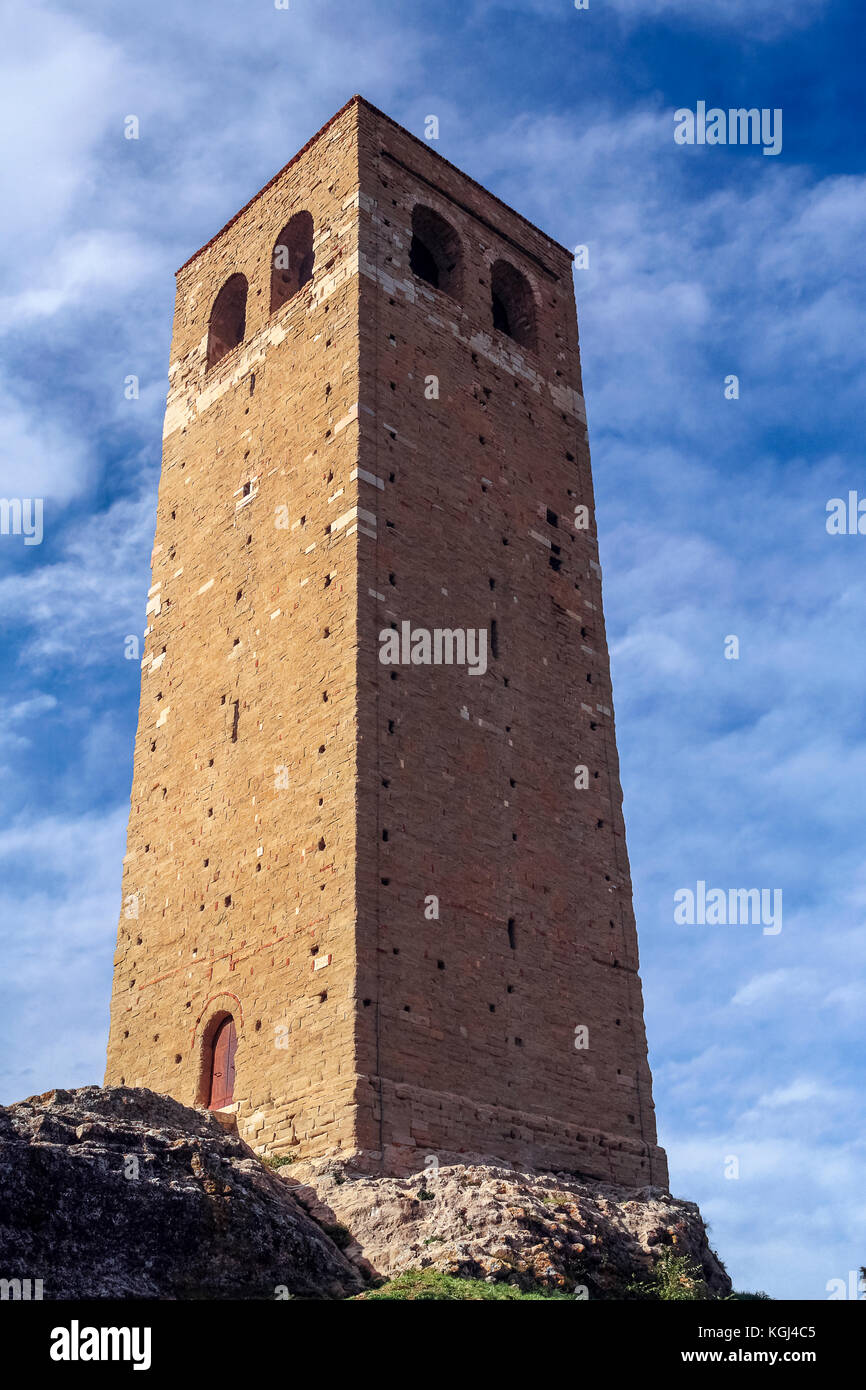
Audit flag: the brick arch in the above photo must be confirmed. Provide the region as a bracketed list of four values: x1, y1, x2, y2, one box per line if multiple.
[206, 272, 248, 370]
[409, 204, 463, 300]
[192, 991, 245, 1043]
[192, 992, 244, 1108]
[270, 210, 315, 313]
[193, 1000, 240, 1106]
[490, 258, 537, 351]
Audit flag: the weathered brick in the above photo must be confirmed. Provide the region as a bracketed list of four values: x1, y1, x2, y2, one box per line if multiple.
[105, 97, 668, 1189]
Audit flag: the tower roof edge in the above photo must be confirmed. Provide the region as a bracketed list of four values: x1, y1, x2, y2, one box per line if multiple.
[176, 95, 573, 278]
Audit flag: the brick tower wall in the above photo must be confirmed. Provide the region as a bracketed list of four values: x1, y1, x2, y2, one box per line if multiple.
[351, 104, 667, 1185]
[105, 96, 667, 1188]
[105, 102, 367, 1159]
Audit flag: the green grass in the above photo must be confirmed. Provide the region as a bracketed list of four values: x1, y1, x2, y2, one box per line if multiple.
[355, 1269, 573, 1300]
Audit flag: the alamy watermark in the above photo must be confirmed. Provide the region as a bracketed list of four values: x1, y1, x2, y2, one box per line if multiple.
[378, 622, 488, 677]
[674, 103, 782, 157]
[0, 497, 43, 545]
[50, 1323, 151, 1370]
[826, 492, 866, 535]
[674, 881, 782, 935]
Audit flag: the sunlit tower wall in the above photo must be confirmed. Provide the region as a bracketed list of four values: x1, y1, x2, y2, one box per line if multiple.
[106, 96, 668, 1187]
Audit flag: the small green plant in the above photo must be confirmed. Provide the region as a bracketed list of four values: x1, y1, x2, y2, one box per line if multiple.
[263, 1154, 294, 1169]
[355, 1269, 572, 1300]
[628, 1247, 708, 1301]
[422, 1234, 445, 1246]
[417, 1187, 435, 1201]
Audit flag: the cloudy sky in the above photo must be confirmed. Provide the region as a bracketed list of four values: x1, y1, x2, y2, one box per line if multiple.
[1, 0, 863, 1300]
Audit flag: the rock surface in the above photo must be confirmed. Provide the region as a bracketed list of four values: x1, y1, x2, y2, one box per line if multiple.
[286, 1155, 731, 1299]
[0, 1086, 362, 1299]
[0, 1085, 728, 1300]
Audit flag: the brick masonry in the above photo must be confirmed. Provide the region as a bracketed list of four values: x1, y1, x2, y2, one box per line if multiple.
[105, 96, 669, 1189]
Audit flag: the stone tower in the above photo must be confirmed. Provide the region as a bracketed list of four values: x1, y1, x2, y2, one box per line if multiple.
[105, 96, 668, 1187]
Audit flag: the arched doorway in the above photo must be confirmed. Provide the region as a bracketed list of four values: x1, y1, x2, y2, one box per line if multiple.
[207, 1014, 237, 1109]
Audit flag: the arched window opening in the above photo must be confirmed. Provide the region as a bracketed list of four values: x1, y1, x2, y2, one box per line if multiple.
[207, 274, 248, 370]
[270, 211, 315, 314]
[490, 259, 537, 351]
[206, 1013, 237, 1109]
[409, 205, 463, 299]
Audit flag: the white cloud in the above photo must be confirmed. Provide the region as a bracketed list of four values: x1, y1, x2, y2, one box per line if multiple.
[0, 805, 127, 1101]
[0, 231, 162, 328]
[0, 382, 96, 504]
[732, 968, 814, 1008]
[0, 484, 156, 665]
[472, 0, 826, 34]
[754, 1077, 836, 1109]
[605, 0, 828, 36]
[0, 4, 127, 260]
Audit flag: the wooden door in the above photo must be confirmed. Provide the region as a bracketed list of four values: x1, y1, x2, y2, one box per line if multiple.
[208, 1016, 237, 1109]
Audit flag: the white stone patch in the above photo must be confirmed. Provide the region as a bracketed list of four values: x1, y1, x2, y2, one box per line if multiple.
[332, 505, 376, 534]
[529, 530, 552, 549]
[334, 403, 359, 435]
[350, 467, 384, 490]
[549, 380, 587, 422]
[477, 717, 503, 735]
[313, 251, 359, 308]
[382, 422, 417, 450]
[156, 706, 171, 728]
[198, 579, 214, 595]
[359, 253, 410, 302]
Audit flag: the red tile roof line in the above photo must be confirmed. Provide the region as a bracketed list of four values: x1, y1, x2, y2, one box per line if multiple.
[176, 94, 573, 275]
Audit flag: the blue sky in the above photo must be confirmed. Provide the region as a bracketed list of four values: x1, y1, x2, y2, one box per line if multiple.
[1, 0, 864, 1300]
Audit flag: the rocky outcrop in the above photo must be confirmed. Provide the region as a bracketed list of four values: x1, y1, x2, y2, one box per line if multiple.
[0, 1085, 727, 1300]
[286, 1155, 731, 1299]
[0, 1087, 362, 1299]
